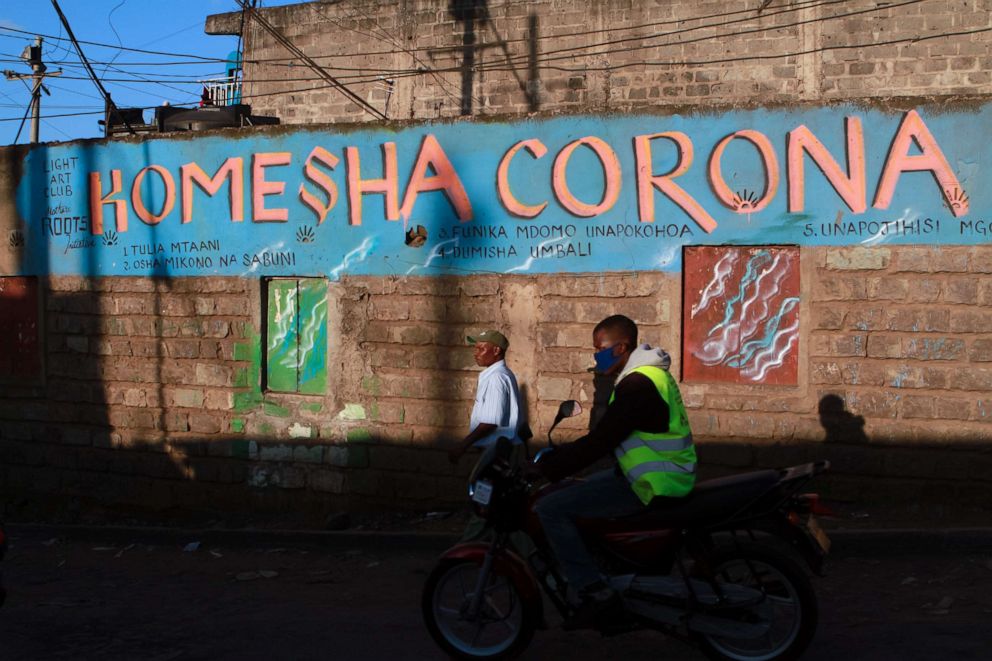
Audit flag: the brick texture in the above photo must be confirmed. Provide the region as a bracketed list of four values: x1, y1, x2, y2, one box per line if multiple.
[220, 0, 992, 124]
[2, 1, 992, 518]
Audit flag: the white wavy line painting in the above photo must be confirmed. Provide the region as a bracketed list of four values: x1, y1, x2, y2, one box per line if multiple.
[296, 296, 327, 375]
[694, 322, 741, 366]
[690, 249, 799, 381]
[406, 238, 458, 274]
[742, 318, 800, 381]
[503, 236, 567, 274]
[691, 251, 739, 318]
[737, 254, 792, 343]
[241, 241, 285, 276]
[330, 236, 377, 279]
[270, 285, 298, 371]
[859, 207, 913, 246]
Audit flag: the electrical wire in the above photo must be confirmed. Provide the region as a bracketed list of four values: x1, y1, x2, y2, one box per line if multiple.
[10, 94, 33, 143]
[2, 1, 986, 125]
[234, 0, 387, 120]
[451, 0, 926, 75]
[0, 24, 228, 63]
[311, 0, 473, 113]
[2, 0, 924, 88]
[0, 0, 846, 69]
[99, 0, 128, 79]
[49, 0, 135, 134]
[8, 17, 984, 126]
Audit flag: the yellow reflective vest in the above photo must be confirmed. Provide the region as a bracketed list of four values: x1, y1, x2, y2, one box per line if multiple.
[610, 365, 696, 505]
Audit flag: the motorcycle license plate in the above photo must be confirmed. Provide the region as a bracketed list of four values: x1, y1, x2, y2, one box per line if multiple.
[806, 515, 831, 553]
[471, 480, 493, 506]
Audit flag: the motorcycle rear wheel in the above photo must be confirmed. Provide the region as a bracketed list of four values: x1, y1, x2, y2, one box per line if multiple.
[422, 558, 537, 660]
[698, 544, 818, 661]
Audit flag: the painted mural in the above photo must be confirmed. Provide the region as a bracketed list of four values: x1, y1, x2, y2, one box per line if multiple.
[265, 278, 328, 394]
[683, 246, 800, 385]
[8, 103, 991, 278]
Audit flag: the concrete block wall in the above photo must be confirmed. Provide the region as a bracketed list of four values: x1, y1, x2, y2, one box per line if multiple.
[3, 244, 991, 518]
[2, 0, 991, 520]
[214, 0, 992, 124]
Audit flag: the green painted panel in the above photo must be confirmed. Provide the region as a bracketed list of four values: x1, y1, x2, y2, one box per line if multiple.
[266, 279, 300, 392]
[297, 278, 328, 395]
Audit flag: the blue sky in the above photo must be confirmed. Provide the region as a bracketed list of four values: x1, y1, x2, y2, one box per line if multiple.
[0, 0, 297, 146]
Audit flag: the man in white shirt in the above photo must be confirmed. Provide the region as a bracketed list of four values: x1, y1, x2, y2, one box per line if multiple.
[448, 329, 524, 463]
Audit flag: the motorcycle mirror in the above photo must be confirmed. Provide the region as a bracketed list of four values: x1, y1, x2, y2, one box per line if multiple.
[557, 400, 582, 419]
[547, 400, 582, 447]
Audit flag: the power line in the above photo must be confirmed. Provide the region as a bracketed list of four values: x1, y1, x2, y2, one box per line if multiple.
[49, 0, 134, 135]
[0, 0, 844, 69]
[470, 0, 925, 72]
[235, 0, 387, 120]
[10, 0, 914, 88]
[98, 0, 129, 81]
[311, 0, 472, 114]
[0, 24, 226, 62]
[11, 93, 33, 143]
[6, 20, 986, 125]
[0, 89, 74, 139]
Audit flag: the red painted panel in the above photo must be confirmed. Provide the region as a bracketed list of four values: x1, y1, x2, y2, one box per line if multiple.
[683, 247, 799, 385]
[0, 277, 41, 380]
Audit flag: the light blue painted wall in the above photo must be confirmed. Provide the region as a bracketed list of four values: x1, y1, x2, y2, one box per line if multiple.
[13, 104, 990, 278]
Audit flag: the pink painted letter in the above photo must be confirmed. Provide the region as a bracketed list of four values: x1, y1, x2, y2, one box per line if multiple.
[251, 152, 292, 222]
[89, 169, 128, 235]
[874, 110, 968, 217]
[346, 142, 400, 226]
[299, 146, 339, 225]
[634, 132, 717, 233]
[709, 130, 779, 214]
[552, 136, 622, 218]
[788, 117, 866, 214]
[130, 165, 177, 225]
[497, 139, 548, 218]
[180, 157, 245, 223]
[400, 134, 473, 222]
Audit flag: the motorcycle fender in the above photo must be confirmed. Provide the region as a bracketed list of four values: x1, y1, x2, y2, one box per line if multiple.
[439, 542, 544, 604]
[779, 523, 828, 576]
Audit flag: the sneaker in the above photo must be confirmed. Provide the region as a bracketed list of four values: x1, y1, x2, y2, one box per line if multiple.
[562, 582, 624, 631]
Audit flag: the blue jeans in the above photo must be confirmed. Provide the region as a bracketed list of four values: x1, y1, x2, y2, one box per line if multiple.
[534, 468, 645, 592]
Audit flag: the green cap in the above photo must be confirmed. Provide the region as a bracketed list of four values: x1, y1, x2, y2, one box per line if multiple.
[467, 329, 509, 351]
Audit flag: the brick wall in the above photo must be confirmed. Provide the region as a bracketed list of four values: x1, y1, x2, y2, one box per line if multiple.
[208, 0, 992, 124]
[2, 244, 990, 519]
[1, 0, 991, 521]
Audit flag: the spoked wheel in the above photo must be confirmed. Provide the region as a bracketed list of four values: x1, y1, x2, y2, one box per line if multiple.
[422, 558, 537, 660]
[698, 545, 818, 661]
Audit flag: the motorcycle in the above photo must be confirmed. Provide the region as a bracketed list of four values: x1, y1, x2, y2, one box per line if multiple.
[422, 400, 832, 660]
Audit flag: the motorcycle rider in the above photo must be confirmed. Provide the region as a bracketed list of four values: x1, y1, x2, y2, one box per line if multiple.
[534, 314, 696, 629]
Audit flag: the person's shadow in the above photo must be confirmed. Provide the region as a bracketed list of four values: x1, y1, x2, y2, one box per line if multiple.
[818, 394, 869, 444]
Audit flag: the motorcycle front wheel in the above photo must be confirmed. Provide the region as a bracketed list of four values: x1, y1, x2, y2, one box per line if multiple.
[422, 558, 538, 660]
[698, 544, 818, 661]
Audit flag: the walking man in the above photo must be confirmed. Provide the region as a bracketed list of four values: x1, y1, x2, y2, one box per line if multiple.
[448, 329, 524, 463]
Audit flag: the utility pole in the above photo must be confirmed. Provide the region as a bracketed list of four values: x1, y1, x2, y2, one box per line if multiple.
[3, 36, 62, 143]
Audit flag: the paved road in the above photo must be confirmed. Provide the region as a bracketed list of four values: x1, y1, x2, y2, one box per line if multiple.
[1, 526, 990, 660]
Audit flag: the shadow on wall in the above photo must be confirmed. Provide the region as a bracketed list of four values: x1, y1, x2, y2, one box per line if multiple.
[0, 142, 215, 524]
[448, 0, 541, 115]
[818, 393, 869, 445]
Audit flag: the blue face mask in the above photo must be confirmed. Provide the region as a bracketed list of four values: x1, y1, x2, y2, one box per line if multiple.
[593, 346, 621, 373]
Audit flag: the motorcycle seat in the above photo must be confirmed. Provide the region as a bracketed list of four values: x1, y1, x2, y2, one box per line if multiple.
[596, 469, 781, 531]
